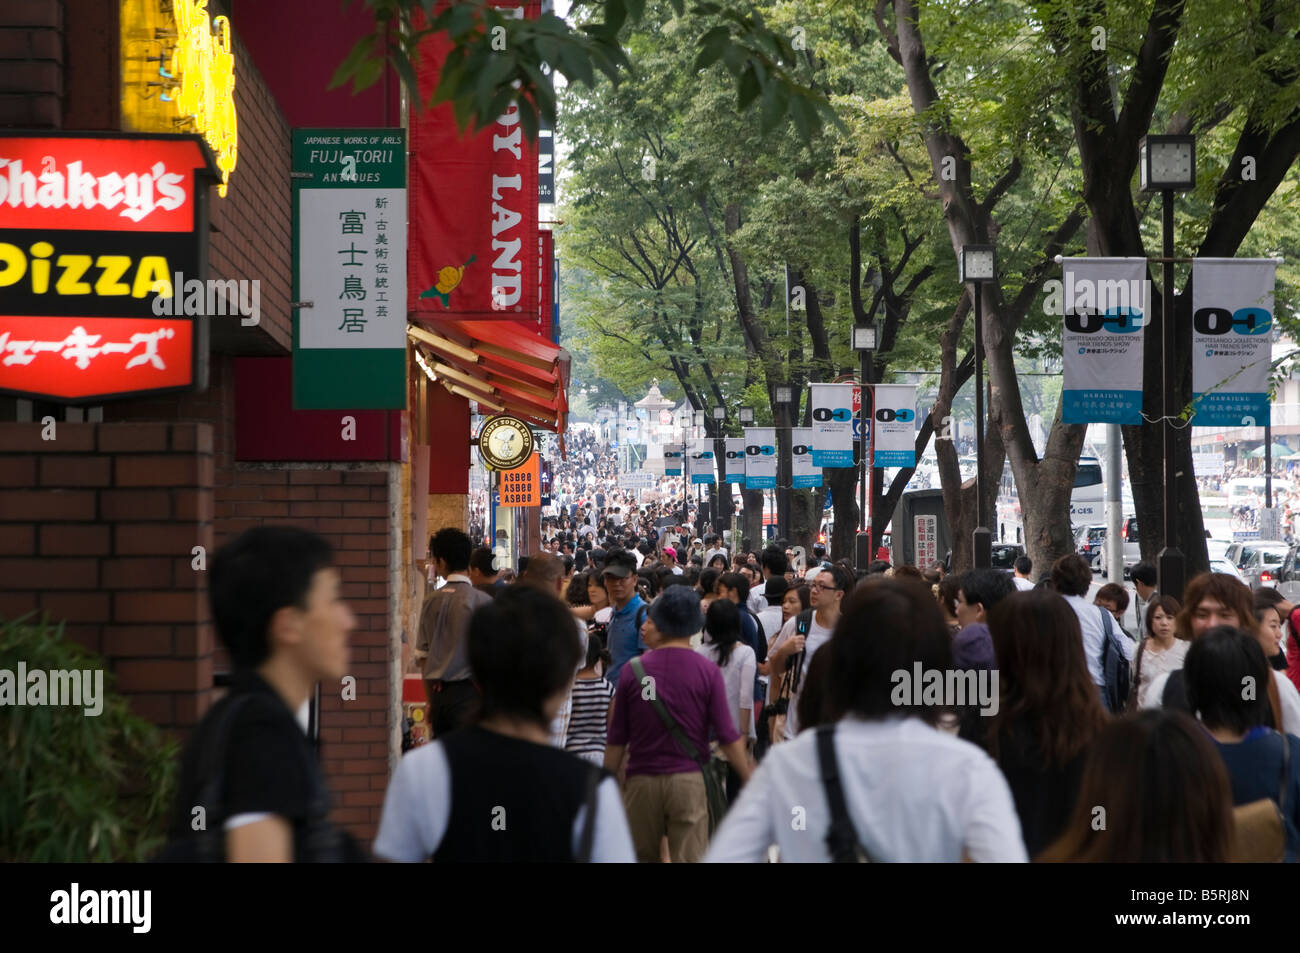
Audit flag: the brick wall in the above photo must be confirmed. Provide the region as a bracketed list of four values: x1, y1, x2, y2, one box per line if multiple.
[107, 354, 398, 845]
[0, 0, 63, 128]
[0, 421, 217, 732]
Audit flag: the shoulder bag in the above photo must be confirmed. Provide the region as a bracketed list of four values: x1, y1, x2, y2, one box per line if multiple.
[1231, 732, 1291, 863]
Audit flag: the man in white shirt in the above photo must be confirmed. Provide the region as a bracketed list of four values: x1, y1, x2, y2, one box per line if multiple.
[767, 565, 851, 739]
[756, 577, 788, 644]
[1052, 554, 1132, 706]
[1012, 555, 1034, 591]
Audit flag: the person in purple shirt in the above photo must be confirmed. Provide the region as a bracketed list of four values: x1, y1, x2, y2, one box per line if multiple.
[604, 585, 752, 862]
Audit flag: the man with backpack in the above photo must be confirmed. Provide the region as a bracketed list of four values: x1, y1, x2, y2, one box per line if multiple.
[1052, 553, 1133, 711]
[162, 526, 361, 862]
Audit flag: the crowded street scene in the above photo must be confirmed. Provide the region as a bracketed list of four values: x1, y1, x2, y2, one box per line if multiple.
[2, 0, 1300, 936]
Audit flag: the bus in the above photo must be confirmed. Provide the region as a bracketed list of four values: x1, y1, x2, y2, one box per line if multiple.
[995, 455, 1104, 545]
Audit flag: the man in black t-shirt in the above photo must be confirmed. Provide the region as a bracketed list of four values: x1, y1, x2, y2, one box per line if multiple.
[165, 526, 360, 862]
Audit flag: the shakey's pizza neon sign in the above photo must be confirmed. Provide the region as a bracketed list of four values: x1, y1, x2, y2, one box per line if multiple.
[0, 134, 218, 403]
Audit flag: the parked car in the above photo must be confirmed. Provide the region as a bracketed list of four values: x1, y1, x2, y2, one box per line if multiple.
[990, 543, 1025, 574]
[1240, 542, 1289, 590]
[1099, 517, 1141, 577]
[1205, 537, 1232, 563]
[1274, 542, 1300, 603]
[1210, 558, 1246, 583]
[1077, 525, 1106, 571]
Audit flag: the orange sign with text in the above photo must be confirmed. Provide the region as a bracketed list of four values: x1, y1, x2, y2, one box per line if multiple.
[499, 453, 540, 506]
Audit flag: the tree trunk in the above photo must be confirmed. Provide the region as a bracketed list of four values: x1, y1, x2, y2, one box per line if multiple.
[828, 464, 860, 562]
[741, 487, 764, 552]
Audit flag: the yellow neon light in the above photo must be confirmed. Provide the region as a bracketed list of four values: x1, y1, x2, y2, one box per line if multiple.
[121, 0, 238, 197]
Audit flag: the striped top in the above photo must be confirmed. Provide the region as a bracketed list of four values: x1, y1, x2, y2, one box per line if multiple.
[565, 676, 616, 758]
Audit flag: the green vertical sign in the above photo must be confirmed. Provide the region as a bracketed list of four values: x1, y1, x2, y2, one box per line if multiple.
[292, 128, 407, 409]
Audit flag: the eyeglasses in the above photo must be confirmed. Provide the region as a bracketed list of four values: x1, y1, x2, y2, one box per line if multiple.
[809, 581, 840, 592]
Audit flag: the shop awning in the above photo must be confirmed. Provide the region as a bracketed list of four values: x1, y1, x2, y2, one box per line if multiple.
[408, 319, 569, 434]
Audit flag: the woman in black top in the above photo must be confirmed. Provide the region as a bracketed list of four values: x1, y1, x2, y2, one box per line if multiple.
[1184, 626, 1300, 861]
[986, 590, 1109, 858]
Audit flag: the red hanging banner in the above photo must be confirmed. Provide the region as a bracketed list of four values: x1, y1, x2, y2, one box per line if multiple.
[408, 2, 540, 324]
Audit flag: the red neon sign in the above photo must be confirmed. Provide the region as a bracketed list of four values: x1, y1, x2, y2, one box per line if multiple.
[0, 315, 193, 399]
[0, 136, 211, 232]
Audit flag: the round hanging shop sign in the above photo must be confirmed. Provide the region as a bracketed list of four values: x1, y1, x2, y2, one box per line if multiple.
[478, 415, 534, 470]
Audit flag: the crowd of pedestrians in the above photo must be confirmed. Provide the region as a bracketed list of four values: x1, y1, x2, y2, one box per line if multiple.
[157, 422, 1300, 862]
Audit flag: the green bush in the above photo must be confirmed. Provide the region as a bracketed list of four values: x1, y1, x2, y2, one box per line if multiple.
[0, 613, 179, 861]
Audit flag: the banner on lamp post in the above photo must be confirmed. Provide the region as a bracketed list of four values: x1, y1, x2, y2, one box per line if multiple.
[1060, 257, 1147, 424]
[689, 438, 715, 485]
[873, 384, 917, 468]
[792, 427, 821, 488]
[1191, 259, 1276, 427]
[744, 428, 776, 489]
[810, 383, 856, 467]
[663, 443, 684, 477]
[724, 438, 745, 484]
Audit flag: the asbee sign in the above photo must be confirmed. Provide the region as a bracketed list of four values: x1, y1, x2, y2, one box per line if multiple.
[0, 133, 218, 403]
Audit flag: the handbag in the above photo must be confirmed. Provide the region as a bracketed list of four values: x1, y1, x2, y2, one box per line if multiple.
[765, 666, 793, 747]
[1231, 731, 1291, 863]
[628, 656, 729, 835]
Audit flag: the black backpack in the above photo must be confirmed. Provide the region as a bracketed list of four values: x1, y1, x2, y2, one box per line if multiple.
[1097, 607, 1132, 713]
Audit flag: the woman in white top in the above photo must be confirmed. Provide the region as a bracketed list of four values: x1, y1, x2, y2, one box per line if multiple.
[1130, 595, 1189, 709]
[706, 577, 1027, 863]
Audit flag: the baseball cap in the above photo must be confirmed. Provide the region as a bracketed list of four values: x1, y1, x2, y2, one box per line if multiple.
[663, 546, 677, 559]
[602, 549, 638, 578]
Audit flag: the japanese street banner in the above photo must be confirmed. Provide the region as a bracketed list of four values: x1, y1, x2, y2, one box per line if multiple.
[792, 427, 822, 488]
[688, 438, 715, 485]
[810, 383, 856, 467]
[873, 384, 917, 468]
[744, 428, 776, 489]
[1061, 257, 1147, 424]
[293, 128, 407, 409]
[1192, 259, 1276, 427]
[663, 443, 684, 477]
[408, 2, 541, 326]
[724, 437, 745, 484]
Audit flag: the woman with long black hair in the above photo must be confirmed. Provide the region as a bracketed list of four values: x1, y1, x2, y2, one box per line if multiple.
[697, 599, 756, 802]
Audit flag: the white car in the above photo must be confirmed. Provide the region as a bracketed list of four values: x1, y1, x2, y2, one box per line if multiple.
[1210, 558, 1245, 582]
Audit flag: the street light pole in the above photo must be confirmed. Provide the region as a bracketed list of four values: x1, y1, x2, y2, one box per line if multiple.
[776, 385, 793, 543]
[960, 245, 995, 569]
[1139, 133, 1195, 602]
[852, 325, 877, 569]
[1159, 187, 1184, 601]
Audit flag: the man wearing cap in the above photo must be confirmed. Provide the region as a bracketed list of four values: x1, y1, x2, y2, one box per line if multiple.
[662, 546, 684, 575]
[604, 585, 752, 862]
[603, 549, 648, 686]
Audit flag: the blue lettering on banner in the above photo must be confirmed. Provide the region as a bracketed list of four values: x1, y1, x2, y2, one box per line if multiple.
[1062, 389, 1143, 425]
[874, 450, 916, 469]
[1191, 392, 1269, 428]
[811, 449, 854, 467]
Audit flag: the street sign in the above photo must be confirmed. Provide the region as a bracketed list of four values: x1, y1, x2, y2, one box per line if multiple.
[619, 472, 654, 489]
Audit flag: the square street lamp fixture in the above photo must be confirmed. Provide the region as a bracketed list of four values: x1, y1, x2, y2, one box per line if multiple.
[852, 325, 877, 352]
[775, 385, 792, 405]
[693, 410, 705, 428]
[1138, 134, 1196, 192]
[712, 405, 726, 421]
[738, 407, 754, 424]
[959, 244, 996, 283]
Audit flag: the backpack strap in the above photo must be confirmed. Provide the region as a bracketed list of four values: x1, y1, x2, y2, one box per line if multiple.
[629, 656, 704, 765]
[1278, 731, 1291, 813]
[816, 724, 872, 862]
[575, 764, 605, 863]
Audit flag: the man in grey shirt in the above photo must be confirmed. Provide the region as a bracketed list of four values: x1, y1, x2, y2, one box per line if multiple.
[415, 528, 492, 737]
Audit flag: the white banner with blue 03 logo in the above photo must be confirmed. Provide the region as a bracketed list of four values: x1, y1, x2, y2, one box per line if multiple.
[724, 437, 746, 484]
[809, 383, 856, 468]
[1191, 259, 1276, 428]
[1061, 257, 1147, 425]
[872, 384, 917, 469]
[688, 438, 715, 485]
[792, 427, 822, 488]
[743, 427, 777, 489]
[663, 442, 684, 476]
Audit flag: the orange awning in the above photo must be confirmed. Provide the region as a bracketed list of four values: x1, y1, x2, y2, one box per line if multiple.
[408, 319, 569, 433]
